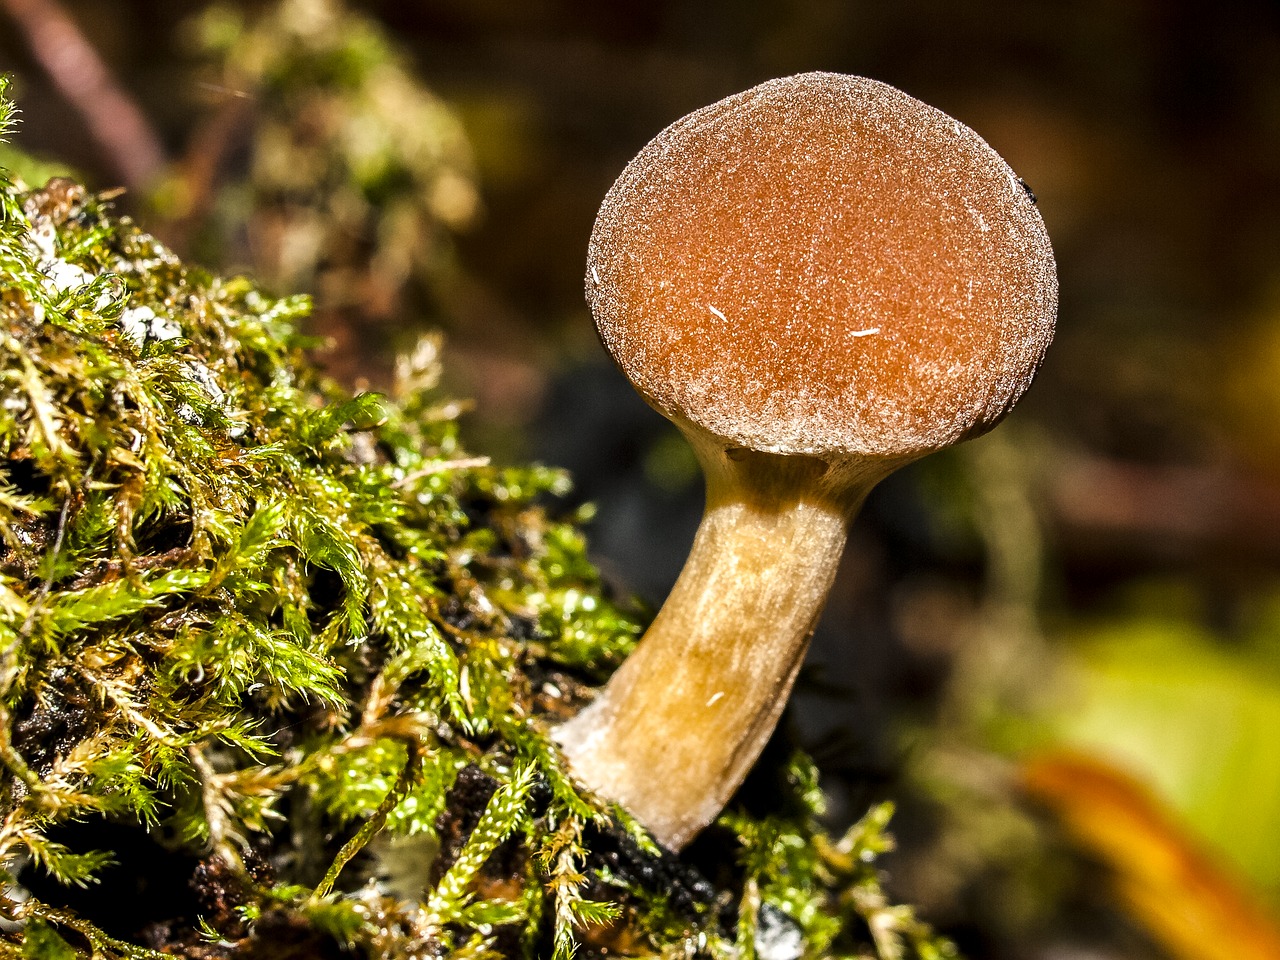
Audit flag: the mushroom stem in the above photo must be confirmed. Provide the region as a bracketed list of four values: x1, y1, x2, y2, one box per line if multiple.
[554, 442, 897, 850]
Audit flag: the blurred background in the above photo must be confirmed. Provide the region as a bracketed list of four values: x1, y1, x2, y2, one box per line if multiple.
[3, 1, 1279, 957]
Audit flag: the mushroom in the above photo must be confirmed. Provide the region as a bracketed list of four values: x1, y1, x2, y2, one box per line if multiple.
[554, 72, 1057, 850]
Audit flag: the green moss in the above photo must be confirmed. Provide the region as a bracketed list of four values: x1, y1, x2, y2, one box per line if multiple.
[0, 83, 953, 959]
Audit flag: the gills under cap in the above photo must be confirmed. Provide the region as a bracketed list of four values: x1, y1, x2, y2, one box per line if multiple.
[586, 72, 1057, 461]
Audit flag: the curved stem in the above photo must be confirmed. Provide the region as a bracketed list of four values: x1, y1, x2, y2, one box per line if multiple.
[555, 446, 884, 849]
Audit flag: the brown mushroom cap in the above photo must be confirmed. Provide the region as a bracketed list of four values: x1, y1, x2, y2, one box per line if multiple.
[587, 72, 1057, 460]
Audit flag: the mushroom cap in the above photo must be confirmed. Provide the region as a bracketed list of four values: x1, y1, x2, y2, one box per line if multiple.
[586, 72, 1057, 460]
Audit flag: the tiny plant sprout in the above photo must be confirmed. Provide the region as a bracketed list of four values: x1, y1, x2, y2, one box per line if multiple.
[554, 72, 1057, 850]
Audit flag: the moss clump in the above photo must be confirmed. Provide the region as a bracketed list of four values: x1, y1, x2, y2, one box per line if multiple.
[0, 86, 954, 960]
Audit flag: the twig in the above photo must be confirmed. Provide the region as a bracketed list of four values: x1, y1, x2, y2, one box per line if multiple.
[392, 457, 492, 489]
[1, 0, 166, 191]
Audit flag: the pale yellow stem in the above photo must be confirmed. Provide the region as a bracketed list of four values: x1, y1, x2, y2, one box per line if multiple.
[555, 443, 893, 849]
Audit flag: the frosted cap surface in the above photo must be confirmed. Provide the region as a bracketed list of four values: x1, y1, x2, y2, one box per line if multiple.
[587, 72, 1057, 459]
